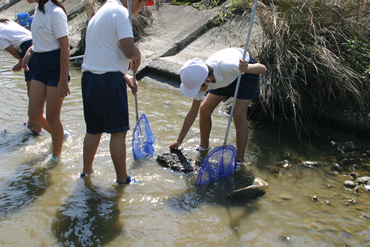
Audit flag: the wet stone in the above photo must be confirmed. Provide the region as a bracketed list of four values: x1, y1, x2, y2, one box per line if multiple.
[364, 185, 370, 191]
[350, 172, 359, 180]
[332, 141, 358, 153]
[342, 158, 358, 167]
[344, 180, 356, 189]
[229, 185, 266, 200]
[276, 160, 290, 167]
[156, 149, 198, 172]
[344, 199, 356, 205]
[331, 163, 342, 173]
[357, 176, 370, 185]
[302, 161, 319, 168]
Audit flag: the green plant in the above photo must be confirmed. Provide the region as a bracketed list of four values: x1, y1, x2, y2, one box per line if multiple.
[256, 0, 369, 138]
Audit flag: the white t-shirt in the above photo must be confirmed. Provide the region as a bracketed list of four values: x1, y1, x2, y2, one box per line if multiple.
[31, 0, 68, 52]
[81, 0, 133, 74]
[194, 48, 249, 101]
[0, 21, 32, 50]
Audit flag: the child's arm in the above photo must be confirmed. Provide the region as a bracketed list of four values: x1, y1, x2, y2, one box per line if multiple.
[120, 37, 141, 73]
[169, 98, 202, 150]
[5, 45, 23, 71]
[22, 45, 33, 71]
[57, 35, 70, 98]
[239, 59, 267, 74]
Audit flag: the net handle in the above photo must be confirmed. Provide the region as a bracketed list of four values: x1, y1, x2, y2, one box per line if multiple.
[128, 0, 139, 123]
[223, 0, 258, 146]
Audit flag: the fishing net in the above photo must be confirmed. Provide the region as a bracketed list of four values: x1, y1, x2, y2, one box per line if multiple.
[195, 145, 237, 185]
[132, 114, 155, 160]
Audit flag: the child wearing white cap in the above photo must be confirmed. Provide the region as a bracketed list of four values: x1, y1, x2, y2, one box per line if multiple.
[169, 47, 267, 164]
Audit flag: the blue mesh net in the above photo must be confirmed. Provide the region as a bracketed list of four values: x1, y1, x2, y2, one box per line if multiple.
[195, 145, 237, 185]
[132, 114, 156, 160]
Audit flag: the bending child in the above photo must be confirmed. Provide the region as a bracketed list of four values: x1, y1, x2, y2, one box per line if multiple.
[169, 47, 267, 164]
[0, 19, 41, 134]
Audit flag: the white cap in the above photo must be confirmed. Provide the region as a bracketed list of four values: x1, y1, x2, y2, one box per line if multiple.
[180, 58, 208, 97]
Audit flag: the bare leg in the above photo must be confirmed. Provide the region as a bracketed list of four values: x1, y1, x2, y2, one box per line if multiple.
[26, 80, 41, 134]
[28, 80, 51, 133]
[110, 132, 128, 183]
[233, 99, 252, 162]
[45, 86, 65, 157]
[199, 94, 225, 149]
[83, 133, 102, 174]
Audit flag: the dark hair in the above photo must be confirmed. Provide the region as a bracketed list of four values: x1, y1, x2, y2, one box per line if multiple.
[206, 64, 213, 77]
[0, 19, 10, 23]
[38, 0, 66, 14]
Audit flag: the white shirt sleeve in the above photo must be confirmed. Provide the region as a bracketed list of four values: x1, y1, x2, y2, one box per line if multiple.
[113, 8, 133, 40]
[51, 8, 68, 39]
[0, 38, 11, 50]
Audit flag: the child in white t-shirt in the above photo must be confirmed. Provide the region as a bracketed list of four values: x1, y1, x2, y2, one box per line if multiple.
[22, 0, 70, 162]
[81, 0, 154, 184]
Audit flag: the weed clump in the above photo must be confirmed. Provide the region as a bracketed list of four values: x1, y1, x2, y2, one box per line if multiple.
[256, 0, 370, 137]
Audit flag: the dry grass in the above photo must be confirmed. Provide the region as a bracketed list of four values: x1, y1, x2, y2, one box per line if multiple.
[256, 0, 370, 137]
[80, 0, 154, 51]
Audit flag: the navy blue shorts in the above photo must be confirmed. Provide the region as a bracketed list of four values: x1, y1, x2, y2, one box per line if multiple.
[81, 71, 130, 134]
[32, 49, 70, 87]
[209, 57, 260, 100]
[20, 40, 34, 81]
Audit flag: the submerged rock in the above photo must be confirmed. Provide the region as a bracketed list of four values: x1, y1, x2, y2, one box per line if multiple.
[344, 180, 356, 189]
[156, 149, 198, 172]
[357, 176, 370, 185]
[302, 161, 319, 168]
[331, 141, 359, 153]
[229, 185, 266, 200]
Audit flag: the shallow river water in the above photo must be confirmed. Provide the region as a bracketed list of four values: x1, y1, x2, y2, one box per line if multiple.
[1, 51, 370, 246]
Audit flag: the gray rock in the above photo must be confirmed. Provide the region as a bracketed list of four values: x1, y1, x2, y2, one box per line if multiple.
[229, 185, 266, 200]
[364, 185, 370, 191]
[357, 176, 370, 185]
[332, 141, 358, 152]
[302, 161, 319, 168]
[331, 163, 342, 172]
[344, 180, 356, 189]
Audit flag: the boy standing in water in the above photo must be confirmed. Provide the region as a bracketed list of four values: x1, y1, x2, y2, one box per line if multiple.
[81, 0, 155, 184]
[169, 48, 267, 164]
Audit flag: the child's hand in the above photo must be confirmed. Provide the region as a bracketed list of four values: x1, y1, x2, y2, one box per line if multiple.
[129, 58, 141, 73]
[239, 59, 249, 73]
[169, 140, 182, 150]
[12, 60, 22, 71]
[57, 80, 70, 98]
[125, 74, 138, 95]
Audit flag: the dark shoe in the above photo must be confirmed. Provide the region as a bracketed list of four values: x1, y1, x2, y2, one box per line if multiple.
[116, 175, 137, 184]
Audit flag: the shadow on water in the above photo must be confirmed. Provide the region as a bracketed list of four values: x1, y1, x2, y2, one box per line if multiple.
[0, 141, 53, 219]
[166, 164, 260, 238]
[0, 126, 39, 152]
[52, 177, 126, 246]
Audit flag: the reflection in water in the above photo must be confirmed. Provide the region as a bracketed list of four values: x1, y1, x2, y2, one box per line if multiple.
[0, 152, 54, 218]
[52, 177, 125, 246]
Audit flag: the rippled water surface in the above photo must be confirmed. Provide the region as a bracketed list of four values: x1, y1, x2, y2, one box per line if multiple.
[1, 51, 370, 246]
